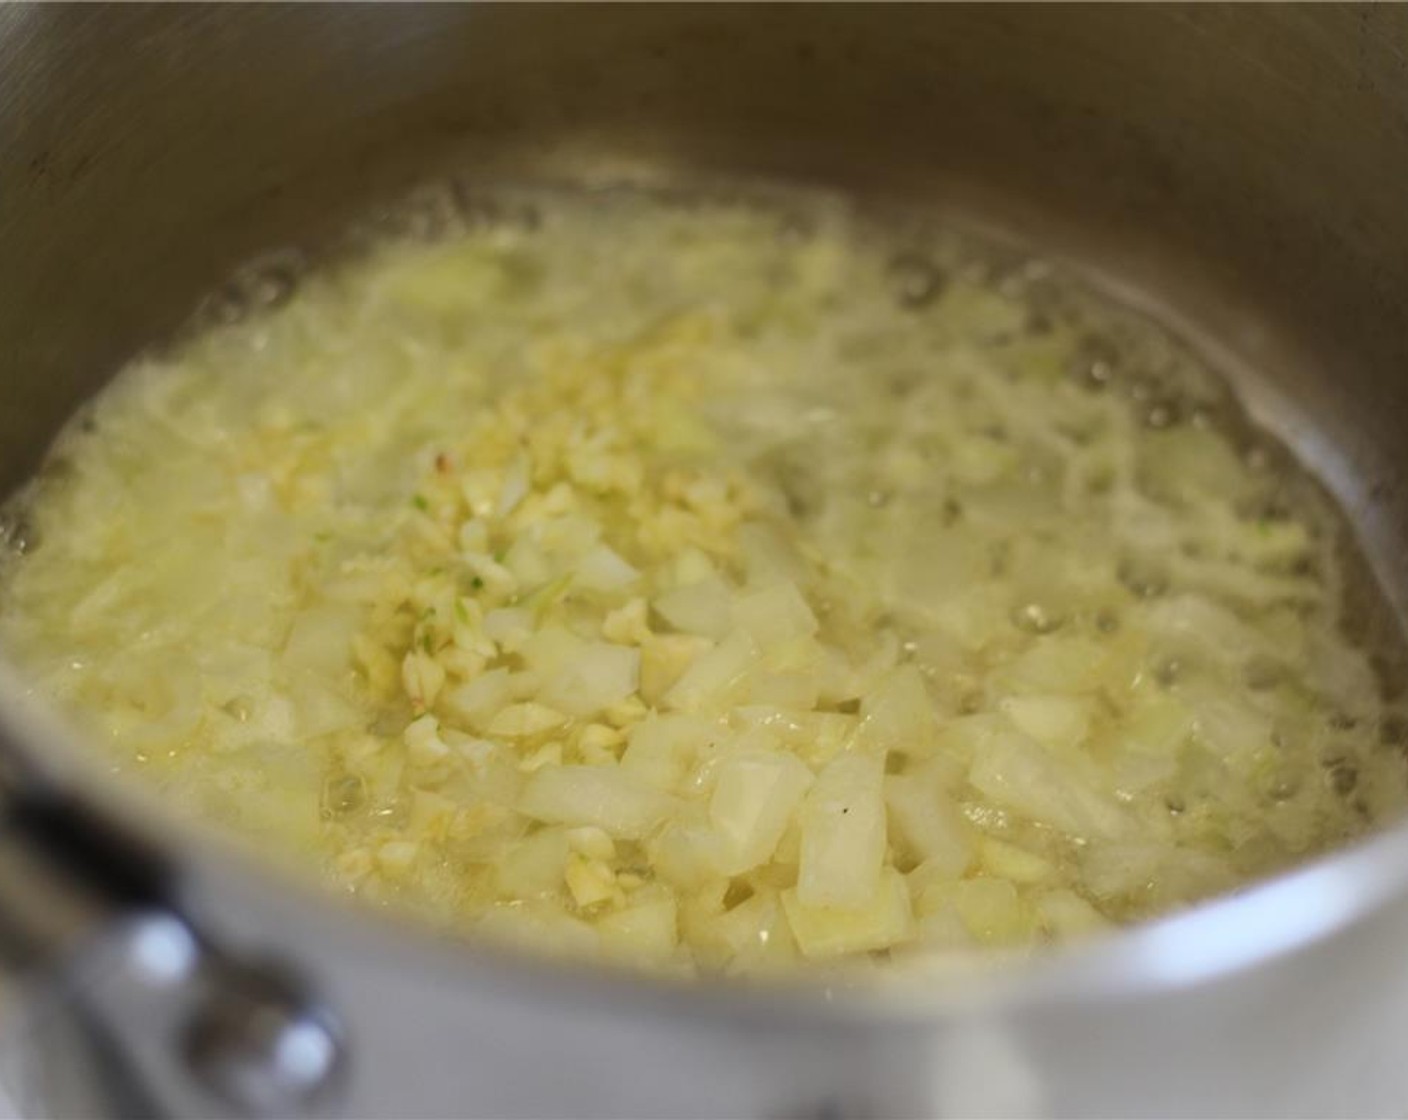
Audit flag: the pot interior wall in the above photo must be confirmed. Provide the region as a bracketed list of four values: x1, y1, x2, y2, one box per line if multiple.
[2, 3, 1407, 641]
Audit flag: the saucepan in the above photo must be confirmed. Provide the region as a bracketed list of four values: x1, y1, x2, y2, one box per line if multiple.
[2, 5, 1408, 1116]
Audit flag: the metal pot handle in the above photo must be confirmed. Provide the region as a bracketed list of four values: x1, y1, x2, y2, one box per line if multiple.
[0, 788, 345, 1119]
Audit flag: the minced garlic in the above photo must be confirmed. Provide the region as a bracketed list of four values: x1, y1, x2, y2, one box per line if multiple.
[1, 184, 1403, 978]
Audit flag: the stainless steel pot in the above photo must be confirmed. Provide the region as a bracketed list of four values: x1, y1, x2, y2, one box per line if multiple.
[4, 5, 1408, 1117]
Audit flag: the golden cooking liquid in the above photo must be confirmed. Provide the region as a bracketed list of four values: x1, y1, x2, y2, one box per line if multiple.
[1, 184, 1402, 976]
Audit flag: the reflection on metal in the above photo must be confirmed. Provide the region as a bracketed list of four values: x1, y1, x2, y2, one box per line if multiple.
[0, 799, 344, 1119]
[930, 1022, 1045, 1119]
[1130, 858, 1367, 989]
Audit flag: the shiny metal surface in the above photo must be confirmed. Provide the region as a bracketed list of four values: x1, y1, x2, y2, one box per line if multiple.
[0, 789, 343, 1119]
[14, 912, 343, 1120]
[2, 4, 1408, 1116]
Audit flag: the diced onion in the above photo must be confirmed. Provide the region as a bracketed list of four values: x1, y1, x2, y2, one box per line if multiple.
[3, 182, 1397, 983]
[519, 765, 676, 839]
